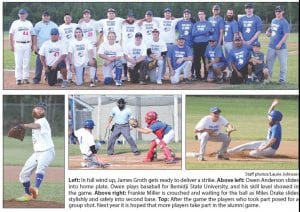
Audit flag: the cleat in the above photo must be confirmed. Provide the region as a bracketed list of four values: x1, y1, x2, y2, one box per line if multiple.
[89, 81, 95, 87]
[57, 79, 63, 84]
[133, 151, 141, 156]
[216, 154, 229, 160]
[100, 163, 111, 168]
[29, 187, 38, 199]
[157, 80, 163, 85]
[16, 80, 22, 85]
[81, 162, 88, 167]
[198, 157, 206, 161]
[165, 159, 176, 164]
[23, 79, 30, 84]
[183, 78, 192, 84]
[139, 81, 147, 85]
[61, 81, 68, 88]
[16, 194, 33, 202]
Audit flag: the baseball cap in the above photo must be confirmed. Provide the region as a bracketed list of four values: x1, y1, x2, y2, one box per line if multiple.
[107, 8, 116, 13]
[252, 41, 261, 47]
[177, 35, 185, 40]
[50, 28, 59, 35]
[275, 6, 284, 12]
[127, 11, 135, 17]
[210, 106, 221, 113]
[145, 10, 153, 16]
[208, 36, 216, 42]
[152, 28, 159, 33]
[82, 9, 91, 14]
[18, 9, 28, 14]
[34, 102, 47, 110]
[183, 9, 191, 14]
[135, 32, 143, 38]
[42, 11, 50, 16]
[234, 34, 242, 41]
[117, 98, 126, 105]
[213, 4, 220, 10]
[64, 12, 71, 16]
[244, 3, 254, 9]
[164, 8, 172, 13]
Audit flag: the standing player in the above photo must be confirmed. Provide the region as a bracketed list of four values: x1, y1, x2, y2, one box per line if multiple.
[135, 111, 176, 164]
[138, 11, 159, 47]
[16, 102, 55, 202]
[68, 27, 96, 87]
[227, 99, 282, 157]
[106, 98, 140, 156]
[74, 120, 109, 168]
[58, 12, 78, 83]
[194, 106, 235, 161]
[176, 9, 195, 48]
[238, 3, 263, 45]
[208, 4, 225, 45]
[266, 5, 290, 85]
[9, 9, 36, 85]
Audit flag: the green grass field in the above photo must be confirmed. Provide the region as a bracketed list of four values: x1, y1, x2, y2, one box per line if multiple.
[3, 32, 298, 89]
[186, 96, 299, 170]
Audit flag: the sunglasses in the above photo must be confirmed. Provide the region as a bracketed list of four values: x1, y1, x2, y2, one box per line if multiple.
[51, 33, 59, 35]
[275, 10, 282, 13]
[208, 40, 216, 42]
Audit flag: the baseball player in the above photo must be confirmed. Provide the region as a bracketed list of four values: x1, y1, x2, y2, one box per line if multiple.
[9, 9, 36, 85]
[136, 111, 176, 164]
[208, 4, 225, 45]
[175, 9, 195, 48]
[98, 31, 124, 86]
[74, 120, 109, 168]
[58, 12, 78, 83]
[68, 27, 96, 87]
[16, 102, 55, 202]
[106, 98, 140, 156]
[39, 28, 68, 88]
[227, 99, 282, 157]
[138, 11, 159, 47]
[194, 106, 234, 161]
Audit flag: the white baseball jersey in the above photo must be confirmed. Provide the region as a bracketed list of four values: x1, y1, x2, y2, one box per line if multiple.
[124, 42, 147, 67]
[32, 117, 54, 152]
[121, 22, 141, 48]
[58, 23, 78, 46]
[74, 128, 95, 156]
[195, 115, 229, 135]
[154, 17, 180, 44]
[9, 19, 35, 42]
[39, 40, 67, 66]
[147, 39, 167, 57]
[98, 17, 124, 43]
[140, 21, 159, 46]
[68, 38, 93, 67]
[78, 19, 99, 45]
[98, 41, 123, 59]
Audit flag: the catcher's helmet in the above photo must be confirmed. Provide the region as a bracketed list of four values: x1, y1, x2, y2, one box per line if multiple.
[268, 110, 283, 122]
[145, 111, 158, 125]
[84, 119, 95, 129]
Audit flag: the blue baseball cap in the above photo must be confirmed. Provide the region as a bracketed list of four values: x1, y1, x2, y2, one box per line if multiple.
[252, 41, 261, 47]
[208, 36, 216, 42]
[18, 9, 28, 14]
[50, 28, 59, 35]
[34, 101, 47, 110]
[164, 8, 172, 13]
[145, 10, 153, 16]
[127, 11, 135, 17]
[210, 106, 221, 113]
[177, 35, 185, 40]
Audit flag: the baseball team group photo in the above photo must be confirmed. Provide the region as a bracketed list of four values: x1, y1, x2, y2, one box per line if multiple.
[2, 95, 65, 208]
[68, 95, 182, 170]
[3, 1, 299, 90]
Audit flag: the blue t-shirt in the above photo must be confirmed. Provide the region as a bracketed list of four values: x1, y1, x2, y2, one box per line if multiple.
[149, 120, 171, 135]
[192, 20, 212, 43]
[238, 15, 262, 44]
[34, 21, 58, 48]
[204, 44, 227, 63]
[176, 19, 194, 47]
[224, 19, 239, 42]
[208, 16, 225, 42]
[267, 123, 282, 150]
[268, 18, 290, 50]
[110, 106, 131, 125]
[167, 44, 193, 70]
[228, 44, 252, 69]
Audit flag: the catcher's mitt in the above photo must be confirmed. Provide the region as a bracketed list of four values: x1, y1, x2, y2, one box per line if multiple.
[129, 118, 139, 128]
[148, 60, 158, 70]
[8, 124, 26, 141]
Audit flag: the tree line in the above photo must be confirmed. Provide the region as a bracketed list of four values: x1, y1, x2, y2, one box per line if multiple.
[3, 2, 299, 31]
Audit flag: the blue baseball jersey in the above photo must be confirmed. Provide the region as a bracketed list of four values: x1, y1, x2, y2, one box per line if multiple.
[192, 20, 212, 43]
[228, 44, 252, 69]
[238, 15, 262, 44]
[167, 44, 193, 70]
[268, 18, 290, 50]
[176, 19, 194, 47]
[267, 123, 281, 150]
[208, 16, 225, 42]
[204, 44, 227, 63]
[224, 19, 239, 42]
[110, 106, 131, 125]
[149, 120, 171, 136]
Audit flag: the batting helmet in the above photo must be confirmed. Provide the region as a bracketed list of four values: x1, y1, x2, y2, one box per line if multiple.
[84, 119, 95, 129]
[145, 111, 158, 125]
[268, 110, 283, 122]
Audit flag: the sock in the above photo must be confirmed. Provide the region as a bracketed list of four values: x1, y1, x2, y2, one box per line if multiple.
[23, 181, 31, 194]
[35, 173, 44, 188]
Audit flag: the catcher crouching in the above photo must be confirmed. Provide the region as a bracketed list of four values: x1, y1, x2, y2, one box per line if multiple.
[133, 111, 176, 164]
[13, 102, 55, 202]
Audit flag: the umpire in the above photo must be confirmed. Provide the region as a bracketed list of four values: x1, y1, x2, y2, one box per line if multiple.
[106, 98, 140, 156]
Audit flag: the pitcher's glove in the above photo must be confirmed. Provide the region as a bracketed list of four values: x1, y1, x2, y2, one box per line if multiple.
[8, 124, 26, 141]
[129, 118, 139, 128]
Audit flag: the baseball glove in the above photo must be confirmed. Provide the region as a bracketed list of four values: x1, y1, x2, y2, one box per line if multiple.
[148, 60, 158, 70]
[8, 124, 26, 141]
[226, 125, 237, 136]
[129, 118, 139, 128]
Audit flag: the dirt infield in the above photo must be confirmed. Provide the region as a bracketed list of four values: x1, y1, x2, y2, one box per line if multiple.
[186, 140, 298, 162]
[3, 166, 64, 208]
[69, 152, 182, 170]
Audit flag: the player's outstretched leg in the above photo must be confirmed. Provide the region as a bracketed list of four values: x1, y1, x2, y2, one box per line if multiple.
[143, 140, 157, 162]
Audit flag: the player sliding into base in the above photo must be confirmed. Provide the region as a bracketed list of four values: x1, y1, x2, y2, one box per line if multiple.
[227, 99, 282, 157]
[135, 111, 176, 164]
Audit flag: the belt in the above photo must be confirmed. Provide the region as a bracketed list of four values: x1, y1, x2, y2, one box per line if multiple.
[16, 41, 30, 44]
